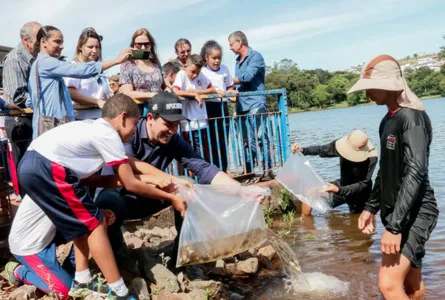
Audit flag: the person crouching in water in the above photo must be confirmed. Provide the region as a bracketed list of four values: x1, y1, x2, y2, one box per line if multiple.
[292, 130, 377, 216]
[349, 54, 438, 300]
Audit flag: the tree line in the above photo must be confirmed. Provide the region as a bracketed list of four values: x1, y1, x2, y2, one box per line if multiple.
[265, 57, 445, 112]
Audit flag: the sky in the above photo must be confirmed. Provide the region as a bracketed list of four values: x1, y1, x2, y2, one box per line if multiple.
[2, 0, 445, 75]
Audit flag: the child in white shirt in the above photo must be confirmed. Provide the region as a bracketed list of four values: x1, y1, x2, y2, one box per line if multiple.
[173, 54, 216, 159]
[200, 40, 237, 171]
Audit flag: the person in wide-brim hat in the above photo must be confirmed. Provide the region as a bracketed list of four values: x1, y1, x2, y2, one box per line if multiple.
[291, 129, 378, 216]
[348, 54, 424, 111]
[350, 54, 437, 300]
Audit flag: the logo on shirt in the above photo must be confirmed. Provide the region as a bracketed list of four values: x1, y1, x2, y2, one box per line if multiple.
[152, 104, 158, 111]
[386, 134, 396, 150]
[197, 80, 202, 86]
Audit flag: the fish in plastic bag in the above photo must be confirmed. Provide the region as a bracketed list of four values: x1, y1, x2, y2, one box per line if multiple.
[276, 152, 332, 213]
[176, 184, 271, 267]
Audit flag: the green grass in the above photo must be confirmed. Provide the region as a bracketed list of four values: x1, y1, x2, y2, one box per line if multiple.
[420, 94, 441, 100]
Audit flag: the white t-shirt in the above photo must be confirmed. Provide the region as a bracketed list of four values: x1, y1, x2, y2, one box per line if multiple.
[201, 65, 233, 102]
[64, 61, 108, 120]
[28, 118, 128, 179]
[9, 195, 56, 256]
[173, 70, 211, 132]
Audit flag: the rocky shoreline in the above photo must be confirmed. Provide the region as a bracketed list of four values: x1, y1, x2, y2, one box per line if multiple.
[0, 180, 297, 300]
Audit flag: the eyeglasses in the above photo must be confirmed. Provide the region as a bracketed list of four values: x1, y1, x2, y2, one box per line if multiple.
[134, 42, 151, 49]
[229, 40, 239, 48]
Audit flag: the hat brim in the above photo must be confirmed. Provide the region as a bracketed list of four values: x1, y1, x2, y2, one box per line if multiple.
[348, 77, 405, 94]
[161, 114, 188, 122]
[335, 137, 376, 162]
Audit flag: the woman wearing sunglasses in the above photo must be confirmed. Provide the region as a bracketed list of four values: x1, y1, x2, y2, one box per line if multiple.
[119, 28, 163, 101]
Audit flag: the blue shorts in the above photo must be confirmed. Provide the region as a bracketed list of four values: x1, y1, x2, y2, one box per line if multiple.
[18, 150, 103, 241]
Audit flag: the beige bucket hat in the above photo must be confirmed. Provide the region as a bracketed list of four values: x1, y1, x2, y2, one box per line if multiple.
[348, 54, 424, 111]
[335, 130, 377, 162]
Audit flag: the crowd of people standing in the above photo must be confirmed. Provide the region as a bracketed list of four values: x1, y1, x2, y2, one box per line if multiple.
[0, 20, 438, 300]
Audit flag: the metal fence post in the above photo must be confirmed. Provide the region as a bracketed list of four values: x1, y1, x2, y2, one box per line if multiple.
[278, 88, 291, 161]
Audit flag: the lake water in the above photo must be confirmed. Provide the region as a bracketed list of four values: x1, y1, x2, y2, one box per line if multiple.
[252, 97, 445, 299]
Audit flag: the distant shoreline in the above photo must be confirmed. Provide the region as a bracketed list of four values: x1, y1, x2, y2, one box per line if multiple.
[288, 95, 442, 114]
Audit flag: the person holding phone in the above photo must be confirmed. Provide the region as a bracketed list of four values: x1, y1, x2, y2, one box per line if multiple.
[26, 25, 132, 140]
[119, 28, 163, 102]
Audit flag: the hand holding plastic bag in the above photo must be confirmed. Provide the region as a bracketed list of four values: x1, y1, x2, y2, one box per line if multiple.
[276, 152, 332, 213]
[176, 184, 271, 267]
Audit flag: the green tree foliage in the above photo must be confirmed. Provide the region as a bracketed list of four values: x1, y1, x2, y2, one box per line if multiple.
[265, 53, 445, 111]
[311, 85, 330, 108]
[327, 76, 350, 104]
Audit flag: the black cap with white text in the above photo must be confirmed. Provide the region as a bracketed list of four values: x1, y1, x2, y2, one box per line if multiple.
[148, 92, 187, 122]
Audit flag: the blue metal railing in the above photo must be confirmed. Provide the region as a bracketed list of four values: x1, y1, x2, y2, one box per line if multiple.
[157, 89, 291, 179]
[0, 89, 291, 179]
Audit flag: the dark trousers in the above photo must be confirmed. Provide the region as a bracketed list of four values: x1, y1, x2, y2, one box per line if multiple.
[238, 107, 271, 174]
[95, 189, 183, 258]
[205, 102, 229, 172]
[5, 116, 33, 196]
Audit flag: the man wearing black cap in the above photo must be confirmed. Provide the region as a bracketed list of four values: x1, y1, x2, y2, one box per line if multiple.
[96, 92, 240, 272]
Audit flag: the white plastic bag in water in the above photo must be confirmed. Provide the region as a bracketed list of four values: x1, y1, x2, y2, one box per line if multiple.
[276, 152, 332, 213]
[176, 184, 271, 267]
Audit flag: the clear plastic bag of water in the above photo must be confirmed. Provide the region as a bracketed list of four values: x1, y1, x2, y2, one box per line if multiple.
[276, 152, 332, 213]
[176, 184, 271, 267]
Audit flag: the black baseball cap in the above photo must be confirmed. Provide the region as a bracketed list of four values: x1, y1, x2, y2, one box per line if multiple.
[149, 92, 187, 122]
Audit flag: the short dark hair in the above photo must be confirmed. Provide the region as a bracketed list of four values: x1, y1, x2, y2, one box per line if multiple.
[187, 54, 204, 68]
[102, 93, 140, 119]
[162, 62, 180, 78]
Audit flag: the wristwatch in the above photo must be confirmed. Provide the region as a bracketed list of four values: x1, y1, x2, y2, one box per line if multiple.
[386, 228, 400, 235]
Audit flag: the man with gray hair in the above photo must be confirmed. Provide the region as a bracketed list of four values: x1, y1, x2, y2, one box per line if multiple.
[2, 21, 41, 197]
[228, 30, 272, 181]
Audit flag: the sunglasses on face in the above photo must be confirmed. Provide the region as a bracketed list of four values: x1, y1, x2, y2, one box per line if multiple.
[134, 42, 151, 49]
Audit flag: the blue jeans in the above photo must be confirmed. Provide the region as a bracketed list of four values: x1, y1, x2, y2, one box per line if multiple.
[239, 107, 271, 173]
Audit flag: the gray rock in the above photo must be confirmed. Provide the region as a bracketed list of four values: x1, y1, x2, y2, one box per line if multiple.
[211, 259, 226, 275]
[226, 258, 259, 276]
[143, 258, 180, 293]
[125, 235, 144, 249]
[130, 277, 151, 300]
[148, 226, 172, 238]
[257, 245, 276, 261]
[133, 230, 145, 239]
[187, 280, 223, 294]
[177, 272, 186, 292]
[9, 285, 36, 300]
[173, 289, 208, 300]
[236, 258, 259, 274]
[169, 226, 178, 237]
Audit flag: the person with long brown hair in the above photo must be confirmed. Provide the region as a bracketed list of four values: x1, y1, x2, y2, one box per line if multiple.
[26, 25, 131, 139]
[119, 28, 163, 101]
[64, 27, 111, 120]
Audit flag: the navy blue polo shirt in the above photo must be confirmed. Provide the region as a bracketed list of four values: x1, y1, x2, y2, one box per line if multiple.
[124, 117, 220, 184]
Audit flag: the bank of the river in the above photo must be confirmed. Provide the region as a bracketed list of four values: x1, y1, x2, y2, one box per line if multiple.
[288, 95, 444, 114]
